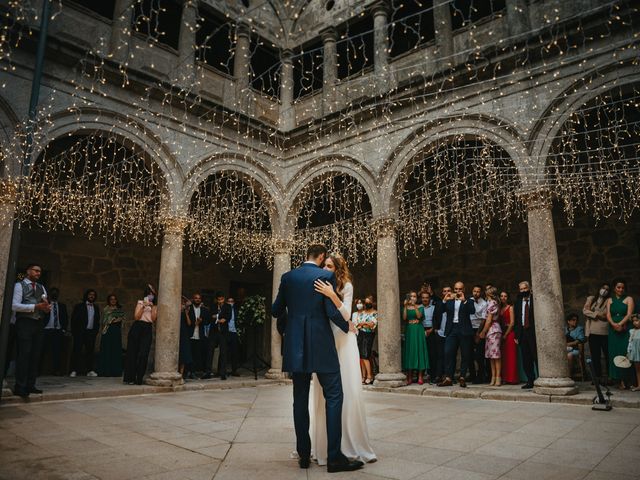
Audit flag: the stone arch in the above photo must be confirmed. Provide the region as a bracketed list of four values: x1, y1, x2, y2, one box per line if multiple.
[380, 115, 528, 213]
[284, 154, 381, 229]
[528, 60, 640, 170]
[36, 108, 183, 208]
[183, 152, 284, 231]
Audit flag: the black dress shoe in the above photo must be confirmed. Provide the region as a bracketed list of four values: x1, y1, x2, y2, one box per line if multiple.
[29, 387, 43, 394]
[298, 456, 311, 469]
[231, 371, 240, 377]
[521, 383, 534, 389]
[13, 389, 29, 398]
[459, 377, 467, 388]
[327, 458, 364, 473]
[220, 375, 227, 380]
[201, 373, 212, 379]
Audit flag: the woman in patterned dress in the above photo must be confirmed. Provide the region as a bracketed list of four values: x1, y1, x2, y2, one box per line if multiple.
[480, 286, 502, 386]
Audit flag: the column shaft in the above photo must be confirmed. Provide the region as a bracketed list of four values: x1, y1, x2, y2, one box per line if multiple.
[109, 0, 134, 62]
[321, 27, 337, 114]
[177, 0, 197, 87]
[433, 0, 454, 68]
[374, 222, 405, 387]
[234, 23, 252, 90]
[266, 250, 290, 379]
[147, 220, 185, 387]
[506, 0, 530, 37]
[525, 193, 577, 395]
[372, 2, 390, 88]
[279, 50, 295, 131]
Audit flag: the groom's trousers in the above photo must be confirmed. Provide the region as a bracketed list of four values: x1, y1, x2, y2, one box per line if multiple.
[291, 371, 344, 462]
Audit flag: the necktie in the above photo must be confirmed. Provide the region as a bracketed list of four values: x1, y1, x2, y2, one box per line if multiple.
[524, 299, 530, 328]
[31, 282, 36, 292]
[53, 303, 59, 329]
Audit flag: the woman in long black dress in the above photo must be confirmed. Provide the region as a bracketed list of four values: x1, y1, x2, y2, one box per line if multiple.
[97, 294, 124, 377]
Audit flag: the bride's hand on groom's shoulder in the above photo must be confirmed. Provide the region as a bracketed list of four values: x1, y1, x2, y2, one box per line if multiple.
[314, 279, 334, 297]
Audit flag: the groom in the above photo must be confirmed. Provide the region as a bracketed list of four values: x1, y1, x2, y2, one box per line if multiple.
[272, 244, 364, 473]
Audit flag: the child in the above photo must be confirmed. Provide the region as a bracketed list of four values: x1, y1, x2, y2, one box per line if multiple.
[628, 314, 640, 391]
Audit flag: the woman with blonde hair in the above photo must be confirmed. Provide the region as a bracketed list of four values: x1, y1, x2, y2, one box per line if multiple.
[312, 253, 377, 466]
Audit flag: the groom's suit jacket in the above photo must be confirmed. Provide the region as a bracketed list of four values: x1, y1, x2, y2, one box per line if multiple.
[272, 262, 349, 374]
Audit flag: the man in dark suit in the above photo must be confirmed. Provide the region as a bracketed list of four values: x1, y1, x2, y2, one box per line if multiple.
[432, 286, 451, 383]
[70, 289, 100, 377]
[186, 293, 210, 377]
[514, 281, 537, 389]
[205, 292, 228, 380]
[272, 244, 363, 473]
[218, 296, 240, 377]
[438, 281, 476, 388]
[40, 287, 68, 375]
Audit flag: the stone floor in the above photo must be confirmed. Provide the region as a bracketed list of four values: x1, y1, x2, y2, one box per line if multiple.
[1, 384, 639, 480]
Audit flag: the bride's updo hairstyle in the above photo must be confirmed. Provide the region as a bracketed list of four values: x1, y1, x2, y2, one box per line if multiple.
[329, 253, 352, 294]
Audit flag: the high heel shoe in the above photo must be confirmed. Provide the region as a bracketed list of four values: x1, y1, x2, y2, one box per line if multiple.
[495, 377, 502, 387]
[489, 378, 496, 386]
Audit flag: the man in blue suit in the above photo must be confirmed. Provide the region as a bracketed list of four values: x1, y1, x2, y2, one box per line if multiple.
[272, 244, 363, 473]
[437, 281, 476, 388]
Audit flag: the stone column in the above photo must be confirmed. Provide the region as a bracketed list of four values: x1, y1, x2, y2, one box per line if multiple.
[279, 49, 295, 131]
[522, 190, 577, 396]
[433, 0, 454, 69]
[265, 238, 291, 379]
[372, 1, 391, 92]
[234, 22, 252, 90]
[506, 0, 530, 37]
[0, 180, 17, 318]
[320, 27, 338, 114]
[373, 217, 405, 387]
[147, 216, 186, 387]
[177, 0, 197, 87]
[108, 0, 135, 63]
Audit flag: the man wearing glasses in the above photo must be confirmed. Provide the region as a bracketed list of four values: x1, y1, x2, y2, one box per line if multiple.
[11, 263, 51, 398]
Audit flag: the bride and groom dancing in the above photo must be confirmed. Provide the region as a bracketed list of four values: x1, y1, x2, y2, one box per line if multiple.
[272, 244, 377, 473]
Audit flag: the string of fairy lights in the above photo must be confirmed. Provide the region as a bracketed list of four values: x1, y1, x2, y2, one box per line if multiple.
[0, 0, 638, 268]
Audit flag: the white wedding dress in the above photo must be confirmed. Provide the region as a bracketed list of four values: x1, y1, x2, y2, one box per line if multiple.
[310, 282, 377, 465]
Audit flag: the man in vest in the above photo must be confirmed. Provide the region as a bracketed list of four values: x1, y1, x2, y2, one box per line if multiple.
[11, 263, 51, 398]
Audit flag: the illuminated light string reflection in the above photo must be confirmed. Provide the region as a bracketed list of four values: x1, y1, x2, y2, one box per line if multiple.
[0, 0, 637, 266]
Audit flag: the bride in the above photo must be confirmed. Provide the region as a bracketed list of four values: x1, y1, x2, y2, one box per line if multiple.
[311, 253, 377, 466]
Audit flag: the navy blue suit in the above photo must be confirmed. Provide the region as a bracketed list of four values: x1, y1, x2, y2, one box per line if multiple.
[272, 262, 349, 463]
[443, 298, 476, 379]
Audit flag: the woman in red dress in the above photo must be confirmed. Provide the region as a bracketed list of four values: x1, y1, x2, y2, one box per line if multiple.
[499, 291, 518, 384]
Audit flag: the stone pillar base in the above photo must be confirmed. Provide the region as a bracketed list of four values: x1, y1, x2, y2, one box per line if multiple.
[534, 377, 578, 396]
[146, 371, 184, 387]
[374, 372, 406, 388]
[265, 369, 287, 380]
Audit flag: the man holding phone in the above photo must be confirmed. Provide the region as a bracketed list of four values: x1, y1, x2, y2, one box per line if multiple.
[438, 281, 476, 388]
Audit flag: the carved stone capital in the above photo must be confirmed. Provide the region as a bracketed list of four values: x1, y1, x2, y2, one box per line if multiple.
[371, 0, 389, 17]
[372, 216, 398, 239]
[319, 27, 337, 43]
[162, 215, 188, 235]
[518, 188, 553, 211]
[272, 235, 293, 255]
[236, 21, 251, 39]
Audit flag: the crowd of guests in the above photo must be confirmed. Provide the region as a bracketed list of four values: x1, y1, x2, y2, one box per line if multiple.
[6, 262, 242, 398]
[400, 278, 640, 391]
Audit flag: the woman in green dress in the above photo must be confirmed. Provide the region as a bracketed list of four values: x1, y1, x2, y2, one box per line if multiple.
[403, 290, 428, 385]
[607, 279, 635, 388]
[97, 294, 125, 377]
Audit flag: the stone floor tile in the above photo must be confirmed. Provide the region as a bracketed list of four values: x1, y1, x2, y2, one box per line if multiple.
[411, 465, 497, 480]
[355, 456, 437, 480]
[444, 452, 521, 475]
[502, 460, 592, 480]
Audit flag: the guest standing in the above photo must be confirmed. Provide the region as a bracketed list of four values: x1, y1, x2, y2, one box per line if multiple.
[70, 289, 100, 378]
[208, 292, 229, 380]
[354, 295, 377, 384]
[514, 281, 536, 389]
[419, 290, 437, 383]
[627, 315, 640, 391]
[179, 298, 193, 378]
[433, 286, 452, 383]
[438, 282, 476, 388]
[219, 296, 240, 377]
[499, 291, 518, 384]
[583, 283, 610, 385]
[606, 279, 635, 389]
[470, 285, 488, 384]
[187, 293, 210, 377]
[40, 287, 68, 376]
[402, 291, 427, 385]
[565, 313, 585, 377]
[12, 263, 50, 397]
[479, 287, 502, 386]
[124, 286, 157, 385]
[97, 294, 124, 377]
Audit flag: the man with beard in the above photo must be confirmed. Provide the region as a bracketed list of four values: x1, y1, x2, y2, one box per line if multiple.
[432, 286, 452, 384]
[469, 285, 488, 383]
[514, 281, 537, 389]
[187, 293, 211, 378]
[205, 292, 229, 380]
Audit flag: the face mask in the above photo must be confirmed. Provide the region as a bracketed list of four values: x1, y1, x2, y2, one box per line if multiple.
[520, 291, 530, 298]
[364, 303, 373, 309]
[147, 294, 154, 302]
[356, 303, 364, 310]
[599, 289, 608, 297]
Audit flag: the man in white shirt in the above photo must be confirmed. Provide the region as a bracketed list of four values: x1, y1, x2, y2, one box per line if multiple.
[469, 285, 488, 384]
[11, 263, 51, 397]
[70, 289, 100, 377]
